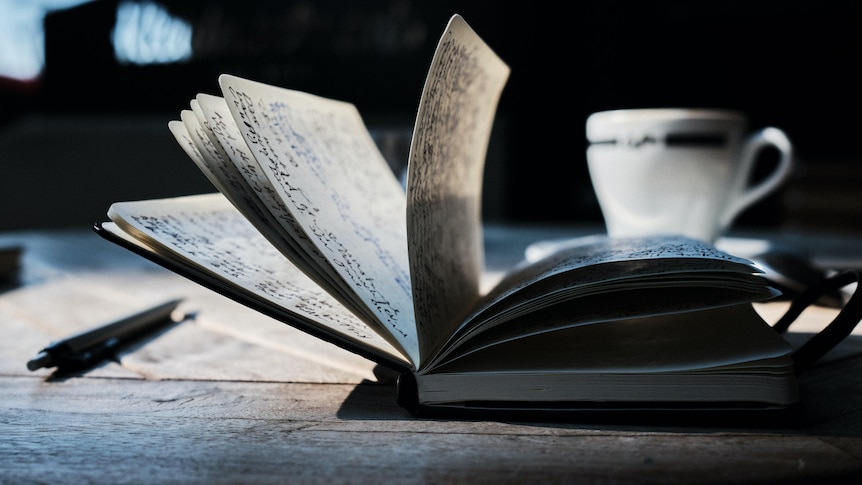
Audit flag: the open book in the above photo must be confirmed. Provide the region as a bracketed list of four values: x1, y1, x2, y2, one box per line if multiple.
[95, 14, 857, 417]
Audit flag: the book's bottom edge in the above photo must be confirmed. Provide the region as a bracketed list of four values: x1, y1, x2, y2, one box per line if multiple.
[396, 372, 800, 426]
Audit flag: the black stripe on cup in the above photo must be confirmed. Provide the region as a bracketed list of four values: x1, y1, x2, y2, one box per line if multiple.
[588, 136, 660, 146]
[664, 133, 727, 147]
[589, 134, 727, 147]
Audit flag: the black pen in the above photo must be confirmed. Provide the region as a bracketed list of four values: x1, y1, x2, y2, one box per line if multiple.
[26, 298, 184, 372]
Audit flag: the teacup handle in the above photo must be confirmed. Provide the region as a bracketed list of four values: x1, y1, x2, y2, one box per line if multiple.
[719, 127, 794, 231]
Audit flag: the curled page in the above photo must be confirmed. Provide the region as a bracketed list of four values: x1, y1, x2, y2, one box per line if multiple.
[406, 14, 511, 363]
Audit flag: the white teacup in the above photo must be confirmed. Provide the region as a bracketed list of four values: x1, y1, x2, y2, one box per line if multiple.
[586, 108, 794, 242]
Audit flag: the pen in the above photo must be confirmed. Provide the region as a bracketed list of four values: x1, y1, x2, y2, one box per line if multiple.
[26, 298, 185, 372]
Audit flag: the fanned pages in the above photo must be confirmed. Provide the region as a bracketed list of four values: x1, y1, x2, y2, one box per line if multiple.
[217, 74, 418, 365]
[106, 194, 406, 366]
[191, 93, 372, 326]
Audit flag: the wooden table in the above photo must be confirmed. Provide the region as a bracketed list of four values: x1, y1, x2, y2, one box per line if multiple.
[2, 226, 862, 484]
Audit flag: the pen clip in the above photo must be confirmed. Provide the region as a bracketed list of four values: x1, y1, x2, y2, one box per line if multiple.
[50, 337, 123, 372]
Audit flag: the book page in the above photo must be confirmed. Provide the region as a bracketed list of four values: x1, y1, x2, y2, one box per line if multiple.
[106, 194, 409, 368]
[173, 102, 355, 317]
[475, 234, 765, 322]
[428, 235, 777, 367]
[192, 94, 371, 322]
[179, 108, 280, 239]
[427, 304, 793, 373]
[218, 74, 420, 366]
[168, 118, 221, 188]
[406, 14, 510, 364]
[178, 107, 349, 307]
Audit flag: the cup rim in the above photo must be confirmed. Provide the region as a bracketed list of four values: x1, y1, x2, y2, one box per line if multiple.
[587, 108, 744, 124]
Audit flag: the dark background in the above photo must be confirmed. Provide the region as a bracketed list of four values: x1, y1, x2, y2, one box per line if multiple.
[1, 0, 860, 234]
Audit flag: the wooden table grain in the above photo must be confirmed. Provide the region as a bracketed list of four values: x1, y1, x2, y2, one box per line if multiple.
[2, 227, 862, 484]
